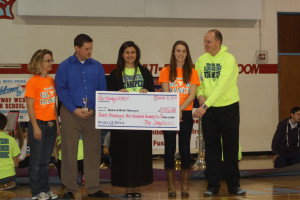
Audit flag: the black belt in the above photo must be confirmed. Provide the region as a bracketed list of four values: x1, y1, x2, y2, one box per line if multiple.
[37, 119, 56, 127]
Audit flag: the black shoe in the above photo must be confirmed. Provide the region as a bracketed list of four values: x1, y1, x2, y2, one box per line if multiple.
[62, 192, 74, 199]
[228, 188, 246, 195]
[88, 190, 109, 198]
[204, 188, 219, 196]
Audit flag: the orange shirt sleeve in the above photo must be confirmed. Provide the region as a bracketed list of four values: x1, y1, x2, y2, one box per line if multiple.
[25, 77, 36, 99]
[158, 66, 170, 84]
[190, 69, 200, 86]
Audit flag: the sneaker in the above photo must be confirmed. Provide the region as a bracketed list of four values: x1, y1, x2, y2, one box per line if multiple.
[81, 176, 85, 186]
[46, 191, 58, 199]
[32, 192, 50, 200]
[88, 190, 109, 198]
[0, 181, 16, 191]
[229, 188, 246, 195]
[62, 191, 74, 199]
[204, 188, 219, 196]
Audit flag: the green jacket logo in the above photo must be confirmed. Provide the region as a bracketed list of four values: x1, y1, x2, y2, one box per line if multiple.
[204, 63, 221, 81]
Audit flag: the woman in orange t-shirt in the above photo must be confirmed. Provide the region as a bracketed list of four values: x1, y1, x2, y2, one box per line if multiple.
[159, 41, 200, 197]
[25, 49, 59, 200]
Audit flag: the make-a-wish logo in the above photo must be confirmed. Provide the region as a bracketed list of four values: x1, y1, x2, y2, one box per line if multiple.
[0, 0, 16, 20]
[0, 85, 23, 96]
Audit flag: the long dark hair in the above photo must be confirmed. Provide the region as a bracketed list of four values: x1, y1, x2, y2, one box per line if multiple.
[169, 41, 193, 84]
[116, 41, 142, 77]
[15, 123, 24, 149]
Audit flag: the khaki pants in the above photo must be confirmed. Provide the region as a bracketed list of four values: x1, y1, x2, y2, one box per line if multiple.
[60, 105, 101, 194]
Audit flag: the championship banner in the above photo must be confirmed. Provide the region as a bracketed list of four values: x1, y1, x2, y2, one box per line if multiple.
[95, 91, 179, 130]
[0, 78, 28, 121]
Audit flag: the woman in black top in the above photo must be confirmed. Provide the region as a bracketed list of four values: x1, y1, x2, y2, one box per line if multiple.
[107, 41, 154, 198]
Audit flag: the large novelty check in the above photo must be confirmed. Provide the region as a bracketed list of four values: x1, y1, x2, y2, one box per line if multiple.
[95, 91, 179, 130]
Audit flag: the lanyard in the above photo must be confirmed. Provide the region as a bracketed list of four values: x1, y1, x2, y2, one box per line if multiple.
[286, 121, 300, 147]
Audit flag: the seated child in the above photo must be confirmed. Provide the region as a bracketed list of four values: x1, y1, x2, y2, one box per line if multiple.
[0, 113, 20, 190]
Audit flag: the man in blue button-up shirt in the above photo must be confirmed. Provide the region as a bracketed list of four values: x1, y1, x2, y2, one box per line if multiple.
[55, 34, 109, 199]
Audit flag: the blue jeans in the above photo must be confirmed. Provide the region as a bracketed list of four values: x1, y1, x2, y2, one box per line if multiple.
[28, 120, 57, 196]
[0, 175, 16, 184]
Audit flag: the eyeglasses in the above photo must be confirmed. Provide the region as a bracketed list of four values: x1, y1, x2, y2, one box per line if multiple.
[43, 59, 54, 63]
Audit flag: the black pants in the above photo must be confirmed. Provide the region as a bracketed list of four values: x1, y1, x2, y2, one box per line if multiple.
[274, 152, 300, 168]
[164, 111, 193, 169]
[202, 102, 240, 191]
[18, 157, 30, 168]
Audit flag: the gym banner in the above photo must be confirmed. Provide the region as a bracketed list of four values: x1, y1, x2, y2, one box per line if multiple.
[0, 78, 28, 121]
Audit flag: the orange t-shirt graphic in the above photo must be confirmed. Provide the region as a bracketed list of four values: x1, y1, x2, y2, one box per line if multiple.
[159, 66, 200, 111]
[25, 75, 56, 121]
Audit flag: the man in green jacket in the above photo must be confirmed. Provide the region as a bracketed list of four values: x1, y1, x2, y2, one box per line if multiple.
[193, 29, 245, 196]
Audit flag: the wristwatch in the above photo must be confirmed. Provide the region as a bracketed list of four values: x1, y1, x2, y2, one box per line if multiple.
[202, 104, 208, 110]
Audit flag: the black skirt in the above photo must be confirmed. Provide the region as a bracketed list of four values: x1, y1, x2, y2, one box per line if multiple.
[110, 130, 153, 187]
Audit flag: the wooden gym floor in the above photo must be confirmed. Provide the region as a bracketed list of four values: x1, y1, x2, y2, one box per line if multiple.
[1, 155, 300, 200]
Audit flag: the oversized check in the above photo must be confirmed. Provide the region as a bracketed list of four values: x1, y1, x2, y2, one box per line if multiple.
[95, 91, 179, 130]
